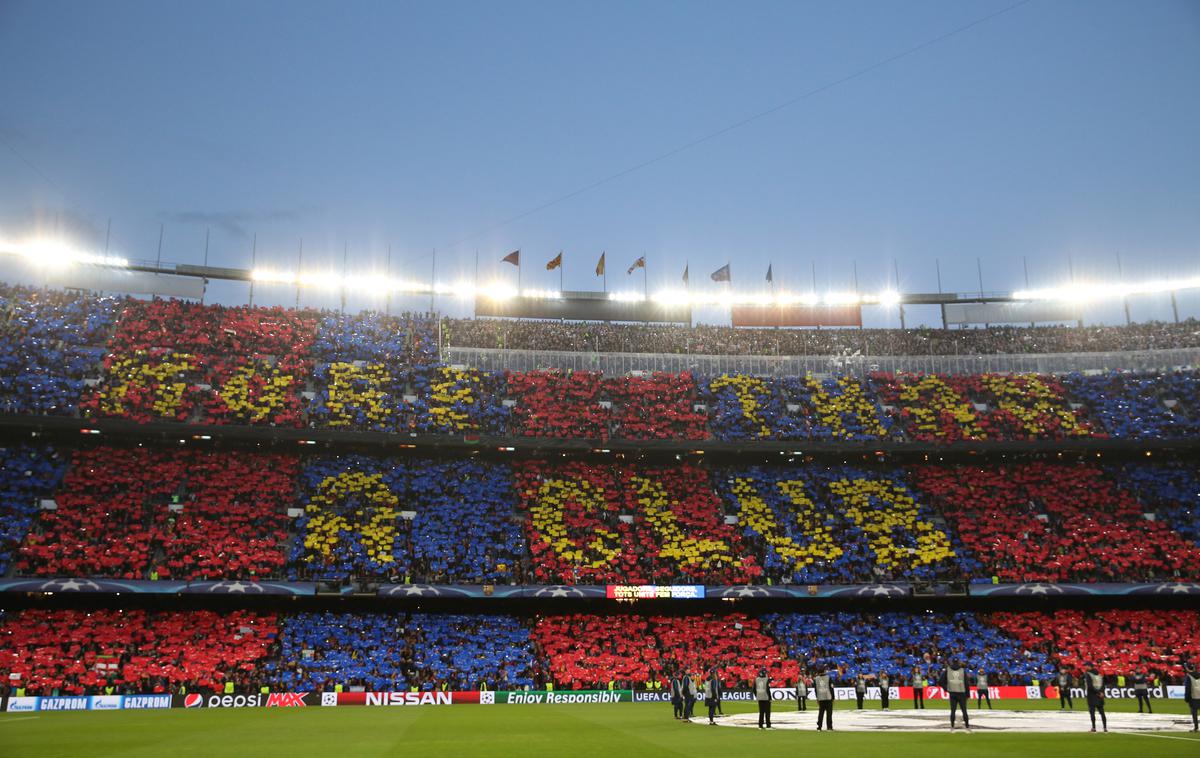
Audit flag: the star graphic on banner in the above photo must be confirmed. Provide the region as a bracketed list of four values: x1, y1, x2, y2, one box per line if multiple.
[732, 586, 769, 598]
[857, 585, 905, 597]
[209, 581, 264, 594]
[388, 584, 440, 596]
[1155, 583, 1200, 595]
[1015, 583, 1062, 596]
[533, 586, 584, 597]
[40, 579, 101, 592]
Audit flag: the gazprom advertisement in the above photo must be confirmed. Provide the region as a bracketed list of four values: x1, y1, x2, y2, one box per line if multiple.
[5, 694, 173, 712]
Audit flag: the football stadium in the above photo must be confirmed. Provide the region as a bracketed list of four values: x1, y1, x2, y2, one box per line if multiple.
[2, 2, 1199, 757]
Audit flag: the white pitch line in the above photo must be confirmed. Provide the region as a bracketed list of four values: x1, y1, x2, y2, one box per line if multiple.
[1115, 732, 1200, 743]
[0, 716, 38, 724]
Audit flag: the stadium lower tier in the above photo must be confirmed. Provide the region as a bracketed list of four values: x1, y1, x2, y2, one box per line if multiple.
[4, 444, 1199, 584]
[1, 610, 1197, 696]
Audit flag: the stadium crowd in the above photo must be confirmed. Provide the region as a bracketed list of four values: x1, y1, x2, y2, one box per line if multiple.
[0, 284, 118, 415]
[992, 610, 1200, 680]
[0, 609, 277, 695]
[2, 609, 1198, 696]
[517, 461, 754, 585]
[0, 444, 67, 576]
[766, 611, 1053, 685]
[716, 466, 978, 585]
[289, 455, 525, 584]
[18, 447, 295, 580]
[442, 317, 1200, 356]
[82, 299, 317, 426]
[532, 613, 797, 690]
[267, 612, 537, 692]
[0, 443, 1196, 586]
[0, 287, 1198, 446]
[910, 462, 1200, 583]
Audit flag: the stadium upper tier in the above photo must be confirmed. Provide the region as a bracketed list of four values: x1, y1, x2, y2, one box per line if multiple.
[0, 284, 1198, 442]
[4, 444, 1199, 584]
[1, 609, 1196, 695]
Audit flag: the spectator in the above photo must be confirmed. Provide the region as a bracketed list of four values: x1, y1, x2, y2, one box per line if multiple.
[0, 609, 276, 695]
[0, 444, 67, 575]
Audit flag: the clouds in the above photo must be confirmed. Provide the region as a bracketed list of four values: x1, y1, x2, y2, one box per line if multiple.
[157, 207, 310, 240]
[0, 206, 106, 244]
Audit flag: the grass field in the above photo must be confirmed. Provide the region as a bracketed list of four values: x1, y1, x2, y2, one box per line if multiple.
[2, 698, 1198, 757]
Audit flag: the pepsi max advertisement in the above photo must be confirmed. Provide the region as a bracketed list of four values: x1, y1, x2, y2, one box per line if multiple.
[3, 692, 318, 711]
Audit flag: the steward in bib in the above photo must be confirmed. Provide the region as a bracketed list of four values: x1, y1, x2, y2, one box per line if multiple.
[941, 659, 970, 732]
[1183, 662, 1200, 732]
[813, 671, 834, 731]
[1084, 664, 1107, 733]
[754, 669, 772, 729]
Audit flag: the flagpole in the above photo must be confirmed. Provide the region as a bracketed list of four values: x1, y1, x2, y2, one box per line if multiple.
[249, 233, 257, 307]
[685, 262, 691, 327]
[603, 253, 607, 293]
[853, 260, 862, 331]
[560, 252, 564, 292]
[431, 247, 437, 314]
[643, 252, 648, 300]
[201, 227, 209, 305]
[296, 237, 304, 309]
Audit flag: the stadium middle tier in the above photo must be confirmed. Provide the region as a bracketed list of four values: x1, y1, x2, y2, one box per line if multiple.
[1, 284, 1199, 441]
[2, 609, 1197, 695]
[3, 443, 1199, 584]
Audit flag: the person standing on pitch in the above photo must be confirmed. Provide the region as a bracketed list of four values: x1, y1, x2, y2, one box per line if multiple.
[1084, 663, 1107, 733]
[1131, 670, 1152, 713]
[708, 667, 723, 717]
[1183, 662, 1200, 732]
[878, 671, 890, 710]
[854, 673, 867, 710]
[1057, 668, 1073, 710]
[682, 671, 697, 721]
[795, 670, 808, 712]
[703, 669, 721, 725]
[754, 668, 772, 729]
[941, 658, 970, 732]
[714, 665, 725, 715]
[670, 670, 684, 720]
[912, 668, 926, 709]
[975, 669, 992, 709]
[813, 669, 834, 731]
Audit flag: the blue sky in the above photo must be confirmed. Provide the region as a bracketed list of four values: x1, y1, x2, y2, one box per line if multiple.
[1, 0, 1198, 326]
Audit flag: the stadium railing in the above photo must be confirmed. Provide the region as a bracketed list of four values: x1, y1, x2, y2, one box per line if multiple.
[446, 346, 1200, 377]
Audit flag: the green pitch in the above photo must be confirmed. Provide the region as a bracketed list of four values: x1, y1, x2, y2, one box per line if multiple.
[2, 698, 1197, 757]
